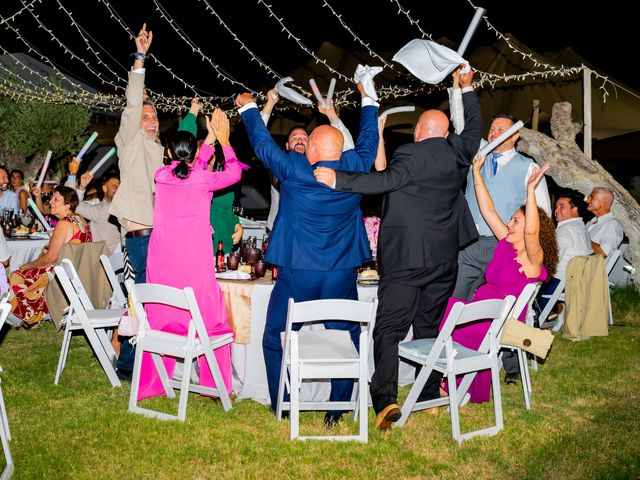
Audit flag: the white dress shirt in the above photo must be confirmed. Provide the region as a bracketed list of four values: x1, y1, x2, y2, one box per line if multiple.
[555, 217, 593, 280]
[586, 212, 624, 256]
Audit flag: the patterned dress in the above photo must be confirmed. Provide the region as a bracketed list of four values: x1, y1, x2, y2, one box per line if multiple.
[9, 216, 91, 326]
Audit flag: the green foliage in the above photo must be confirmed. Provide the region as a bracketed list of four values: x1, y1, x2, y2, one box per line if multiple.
[0, 96, 90, 158]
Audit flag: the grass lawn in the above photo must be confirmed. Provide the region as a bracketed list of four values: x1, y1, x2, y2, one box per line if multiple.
[1, 286, 639, 479]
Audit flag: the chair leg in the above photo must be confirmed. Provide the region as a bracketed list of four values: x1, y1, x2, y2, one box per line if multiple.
[54, 328, 73, 385]
[84, 327, 121, 387]
[397, 366, 432, 427]
[447, 372, 461, 444]
[517, 349, 531, 410]
[202, 347, 233, 412]
[289, 364, 299, 441]
[177, 354, 193, 421]
[0, 409, 13, 480]
[491, 360, 504, 433]
[151, 354, 175, 399]
[0, 386, 9, 442]
[128, 339, 145, 414]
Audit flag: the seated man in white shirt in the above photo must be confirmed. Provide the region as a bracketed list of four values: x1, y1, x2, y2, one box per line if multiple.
[0, 166, 19, 213]
[585, 187, 624, 258]
[538, 193, 593, 311]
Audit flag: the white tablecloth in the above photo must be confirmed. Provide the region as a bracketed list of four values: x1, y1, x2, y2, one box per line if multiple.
[6, 238, 49, 273]
[226, 281, 414, 405]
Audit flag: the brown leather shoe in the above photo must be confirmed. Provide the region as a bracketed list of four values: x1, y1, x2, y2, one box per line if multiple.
[424, 407, 440, 416]
[375, 404, 402, 431]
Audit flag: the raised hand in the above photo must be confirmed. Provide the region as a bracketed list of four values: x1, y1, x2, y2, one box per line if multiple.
[68, 156, 80, 176]
[313, 166, 336, 188]
[80, 171, 93, 189]
[472, 153, 486, 172]
[458, 67, 474, 88]
[135, 23, 153, 54]
[31, 185, 42, 197]
[211, 108, 230, 147]
[189, 97, 203, 117]
[235, 92, 255, 109]
[318, 99, 338, 123]
[527, 163, 550, 190]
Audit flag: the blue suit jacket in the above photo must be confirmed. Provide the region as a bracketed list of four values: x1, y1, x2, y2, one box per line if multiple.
[240, 105, 379, 271]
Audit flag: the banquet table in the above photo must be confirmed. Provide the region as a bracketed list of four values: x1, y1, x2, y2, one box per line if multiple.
[6, 237, 49, 273]
[219, 274, 415, 405]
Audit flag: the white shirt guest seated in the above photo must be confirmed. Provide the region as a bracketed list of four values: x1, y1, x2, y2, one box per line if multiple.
[538, 193, 593, 311]
[585, 187, 624, 258]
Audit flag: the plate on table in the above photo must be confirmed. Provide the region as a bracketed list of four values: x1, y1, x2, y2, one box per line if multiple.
[216, 270, 252, 281]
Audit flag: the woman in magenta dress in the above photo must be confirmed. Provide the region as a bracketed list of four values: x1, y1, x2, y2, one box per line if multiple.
[440, 155, 558, 403]
[139, 109, 247, 400]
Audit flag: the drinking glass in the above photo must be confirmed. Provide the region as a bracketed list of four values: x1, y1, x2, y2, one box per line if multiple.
[227, 252, 240, 271]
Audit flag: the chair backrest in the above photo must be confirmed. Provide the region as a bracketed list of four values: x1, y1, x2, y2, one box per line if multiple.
[605, 249, 622, 277]
[53, 261, 91, 323]
[435, 296, 516, 366]
[283, 297, 378, 366]
[0, 303, 11, 330]
[130, 283, 203, 342]
[100, 254, 127, 309]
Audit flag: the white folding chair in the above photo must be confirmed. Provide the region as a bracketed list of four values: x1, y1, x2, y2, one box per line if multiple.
[605, 249, 622, 326]
[498, 283, 539, 410]
[276, 298, 378, 442]
[53, 259, 124, 387]
[0, 303, 14, 479]
[99, 254, 133, 309]
[128, 283, 233, 421]
[538, 278, 566, 331]
[397, 296, 516, 444]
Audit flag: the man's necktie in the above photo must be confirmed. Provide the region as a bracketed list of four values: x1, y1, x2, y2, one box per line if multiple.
[491, 153, 502, 175]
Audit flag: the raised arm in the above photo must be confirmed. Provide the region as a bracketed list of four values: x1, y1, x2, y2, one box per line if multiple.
[236, 92, 295, 182]
[522, 164, 550, 270]
[205, 108, 247, 190]
[177, 97, 202, 137]
[115, 24, 152, 149]
[318, 99, 355, 151]
[374, 115, 387, 171]
[260, 88, 279, 126]
[471, 154, 508, 239]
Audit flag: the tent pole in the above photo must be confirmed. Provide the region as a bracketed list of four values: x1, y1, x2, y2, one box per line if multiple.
[583, 67, 592, 159]
[532, 99, 540, 131]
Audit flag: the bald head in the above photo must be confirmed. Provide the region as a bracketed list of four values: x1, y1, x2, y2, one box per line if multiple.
[587, 187, 614, 217]
[306, 125, 344, 164]
[414, 110, 449, 142]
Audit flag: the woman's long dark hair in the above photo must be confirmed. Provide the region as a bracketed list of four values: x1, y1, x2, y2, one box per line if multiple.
[168, 131, 197, 180]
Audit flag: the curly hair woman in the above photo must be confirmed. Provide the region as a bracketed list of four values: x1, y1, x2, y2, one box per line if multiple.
[434, 155, 557, 405]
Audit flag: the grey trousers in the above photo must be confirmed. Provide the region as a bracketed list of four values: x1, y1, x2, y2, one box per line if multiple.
[452, 236, 498, 301]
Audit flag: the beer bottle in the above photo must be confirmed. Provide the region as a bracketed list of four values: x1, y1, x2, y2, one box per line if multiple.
[216, 241, 225, 271]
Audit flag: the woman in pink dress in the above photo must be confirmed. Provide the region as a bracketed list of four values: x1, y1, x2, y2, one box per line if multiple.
[139, 109, 247, 400]
[438, 155, 558, 403]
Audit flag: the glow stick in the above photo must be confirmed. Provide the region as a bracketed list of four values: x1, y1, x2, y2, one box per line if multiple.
[477, 120, 524, 157]
[89, 147, 116, 175]
[379, 106, 416, 122]
[457, 7, 486, 55]
[308, 79, 324, 104]
[76, 131, 98, 160]
[325, 78, 336, 108]
[27, 198, 51, 231]
[36, 150, 52, 188]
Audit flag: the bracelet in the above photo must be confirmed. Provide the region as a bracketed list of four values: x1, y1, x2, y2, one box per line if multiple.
[132, 51, 147, 61]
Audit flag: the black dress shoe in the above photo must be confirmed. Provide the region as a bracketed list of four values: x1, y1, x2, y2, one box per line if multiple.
[504, 372, 519, 385]
[323, 412, 343, 428]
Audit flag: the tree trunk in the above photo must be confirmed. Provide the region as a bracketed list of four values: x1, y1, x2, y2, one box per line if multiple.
[517, 101, 639, 288]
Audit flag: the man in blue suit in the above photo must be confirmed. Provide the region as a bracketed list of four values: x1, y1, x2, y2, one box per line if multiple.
[236, 88, 379, 427]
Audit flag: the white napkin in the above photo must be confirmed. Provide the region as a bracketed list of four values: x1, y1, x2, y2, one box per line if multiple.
[393, 39, 469, 84]
[216, 270, 251, 280]
[353, 64, 383, 101]
[275, 77, 313, 106]
[29, 231, 50, 240]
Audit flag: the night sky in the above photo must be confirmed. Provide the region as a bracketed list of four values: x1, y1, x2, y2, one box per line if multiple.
[0, 0, 635, 100]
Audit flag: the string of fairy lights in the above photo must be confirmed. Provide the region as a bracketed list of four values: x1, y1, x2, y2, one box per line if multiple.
[0, 0, 637, 114]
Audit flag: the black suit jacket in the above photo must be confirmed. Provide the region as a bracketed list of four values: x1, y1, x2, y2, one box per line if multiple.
[335, 90, 482, 274]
